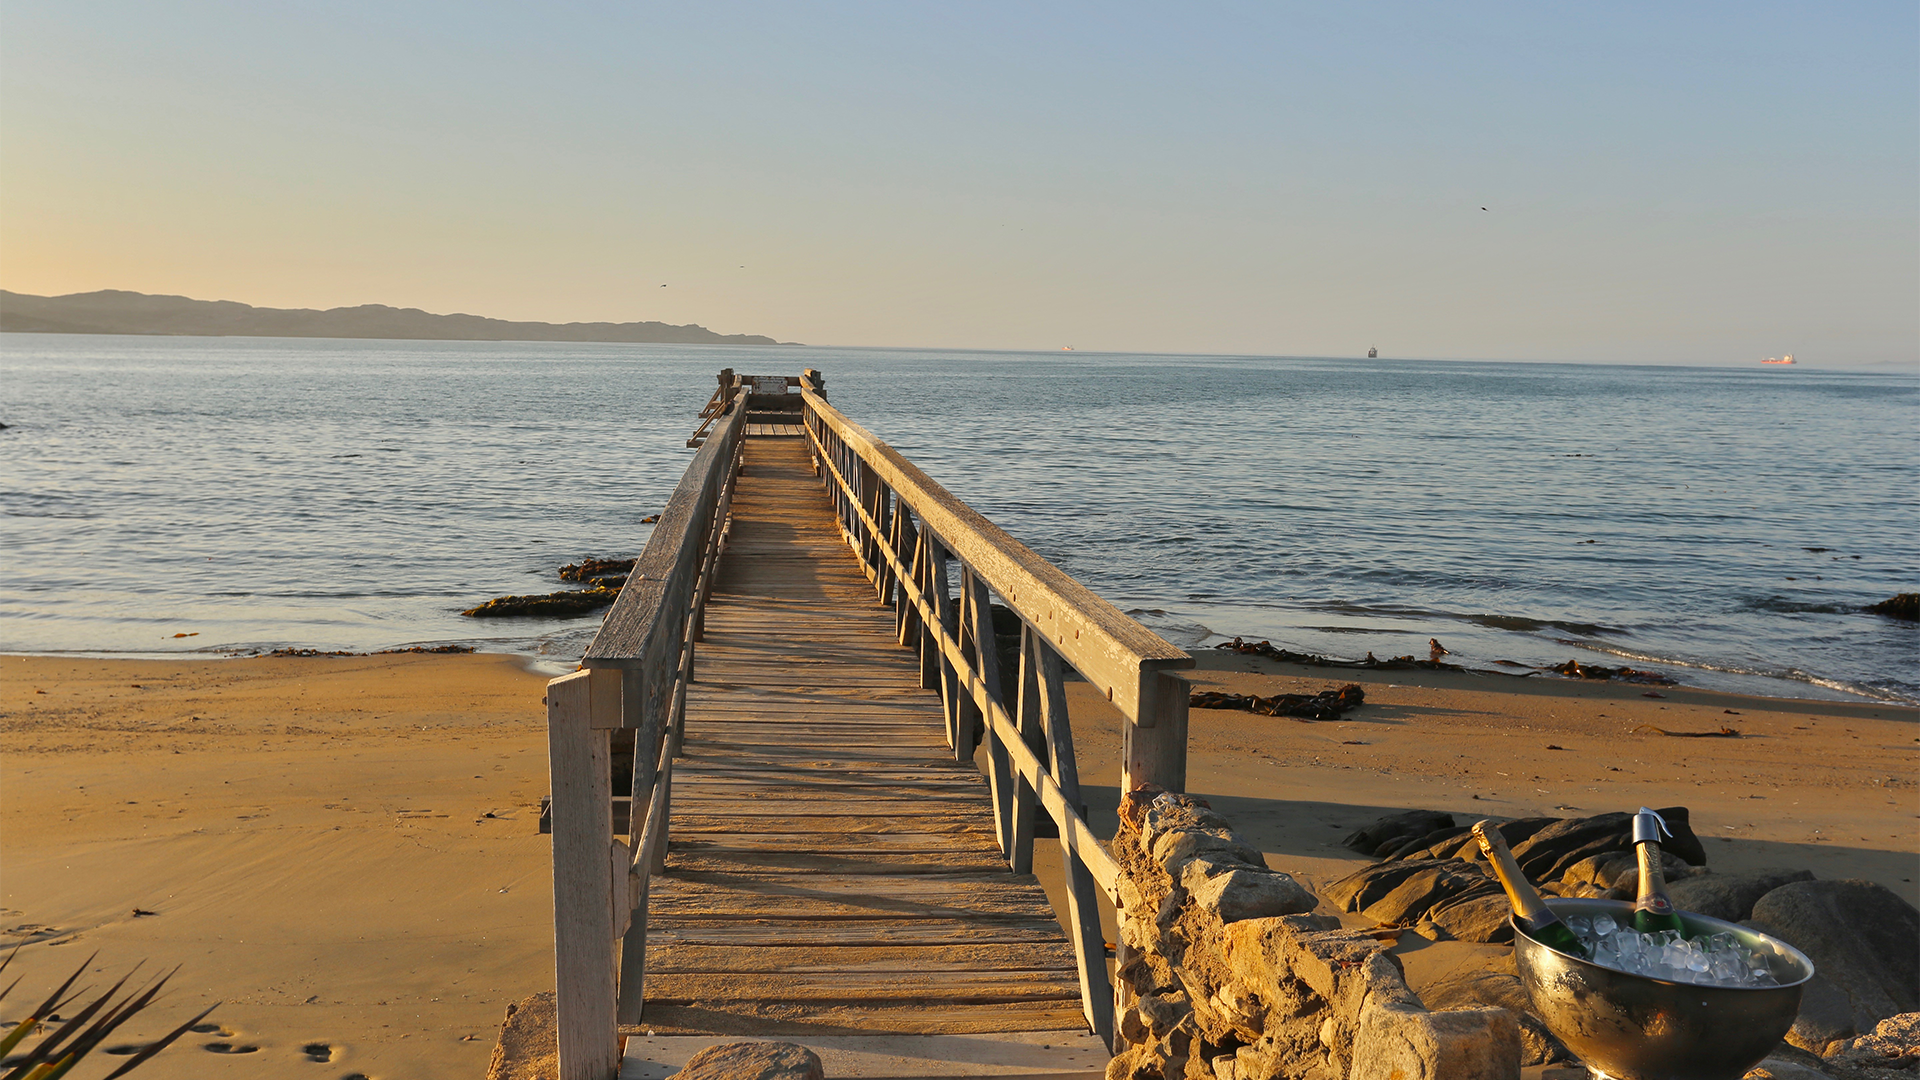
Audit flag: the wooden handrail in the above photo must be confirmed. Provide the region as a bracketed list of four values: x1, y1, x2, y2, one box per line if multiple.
[800, 383, 1195, 1047]
[799, 388, 1193, 724]
[548, 388, 749, 1080]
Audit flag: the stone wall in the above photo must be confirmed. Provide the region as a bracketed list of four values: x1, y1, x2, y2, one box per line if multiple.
[1106, 787, 1520, 1080]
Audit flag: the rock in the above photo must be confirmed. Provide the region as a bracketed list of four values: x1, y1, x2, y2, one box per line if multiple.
[485, 992, 556, 1080]
[1509, 806, 1705, 883]
[1561, 851, 1639, 891]
[1598, 854, 1712, 901]
[1325, 858, 1462, 912]
[1180, 855, 1317, 923]
[1823, 1012, 1920, 1078]
[1667, 869, 1817, 923]
[1358, 862, 1498, 928]
[1422, 891, 1518, 945]
[462, 587, 619, 617]
[671, 1042, 825, 1080]
[1744, 1057, 1835, 1079]
[1343, 810, 1455, 855]
[558, 557, 636, 582]
[1418, 959, 1569, 1066]
[1750, 881, 1920, 1049]
[1380, 825, 1471, 861]
[1349, 1001, 1521, 1080]
[1865, 594, 1919, 621]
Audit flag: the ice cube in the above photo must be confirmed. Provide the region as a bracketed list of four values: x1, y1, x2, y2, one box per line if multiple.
[1592, 913, 1617, 937]
[1566, 915, 1591, 935]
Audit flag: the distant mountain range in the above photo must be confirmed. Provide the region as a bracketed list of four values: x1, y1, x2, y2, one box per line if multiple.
[0, 289, 792, 345]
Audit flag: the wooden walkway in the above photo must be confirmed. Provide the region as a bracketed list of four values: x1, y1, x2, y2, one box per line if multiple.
[633, 435, 1093, 1039]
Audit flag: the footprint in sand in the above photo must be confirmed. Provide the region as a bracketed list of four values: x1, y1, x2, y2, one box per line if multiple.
[204, 1041, 259, 1054]
[102, 1044, 146, 1055]
[191, 1023, 232, 1036]
[302, 1042, 340, 1062]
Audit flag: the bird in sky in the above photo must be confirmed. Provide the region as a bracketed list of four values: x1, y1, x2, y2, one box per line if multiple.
[1481, 207, 1489, 211]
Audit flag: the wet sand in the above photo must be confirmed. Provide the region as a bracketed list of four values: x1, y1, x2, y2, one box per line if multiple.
[3, 651, 1913, 1078]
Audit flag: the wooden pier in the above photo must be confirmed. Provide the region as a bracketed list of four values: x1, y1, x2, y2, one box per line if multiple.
[545, 371, 1193, 1080]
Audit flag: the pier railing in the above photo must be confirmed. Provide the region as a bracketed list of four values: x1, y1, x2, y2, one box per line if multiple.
[545, 380, 750, 1080]
[543, 370, 1193, 1079]
[799, 372, 1193, 1046]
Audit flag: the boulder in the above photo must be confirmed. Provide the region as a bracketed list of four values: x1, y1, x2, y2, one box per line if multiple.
[1180, 855, 1317, 923]
[1743, 1058, 1835, 1079]
[1358, 863, 1498, 928]
[1749, 881, 1920, 1051]
[1349, 1001, 1520, 1080]
[670, 1042, 826, 1080]
[1598, 855, 1712, 901]
[1343, 810, 1455, 856]
[1509, 806, 1705, 883]
[1822, 1012, 1920, 1079]
[1325, 859, 1462, 913]
[1667, 869, 1817, 923]
[1380, 825, 1471, 861]
[1865, 594, 1918, 621]
[1417, 958, 1568, 1066]
[1421, 891, 1518, 945]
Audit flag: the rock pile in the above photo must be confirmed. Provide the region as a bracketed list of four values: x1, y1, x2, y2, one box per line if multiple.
[1107, 786, 1519, 1080]
[463, 556, 639, 617]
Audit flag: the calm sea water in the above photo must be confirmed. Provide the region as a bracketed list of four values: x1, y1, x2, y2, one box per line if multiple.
[2, 335, 1914, 703]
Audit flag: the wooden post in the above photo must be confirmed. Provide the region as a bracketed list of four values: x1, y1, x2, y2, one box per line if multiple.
[547, 670, 619, 1080]
[965, 574, 1014, 862]
[929, 539, 963, 755]
[912, 530, 938, 691]
[1009, 627, 1045, 876]
[1122, 670, 1190, 794]
[1026, 633, 1115, 1047]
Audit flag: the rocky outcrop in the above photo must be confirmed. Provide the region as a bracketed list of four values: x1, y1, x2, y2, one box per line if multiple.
[1819, 1012, 1920, 1078]
[1748, 882, 1920, 1054]
[1106, 787, 1518, 1080]
[462, 587, 620, 617]
[1865, 594, 1918, 621]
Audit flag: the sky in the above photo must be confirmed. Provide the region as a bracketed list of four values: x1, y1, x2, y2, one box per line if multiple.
[2, 2, 1915, 366]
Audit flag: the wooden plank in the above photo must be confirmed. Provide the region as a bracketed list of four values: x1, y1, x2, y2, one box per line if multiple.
[647, 970, 1081, 1002]
[638, 434, 1095, 1041]
[667, 851, 1013, 875]
[647, 919, 1068, 945]
[625, 1000, 1092, 1036]
[547, 670, 620, 1080]
[648, 942, 1077, 974]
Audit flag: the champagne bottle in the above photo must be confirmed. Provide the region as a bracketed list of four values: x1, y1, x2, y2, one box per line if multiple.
[1472, 820, 1589, 958]
[1629, 807, 1688, 937]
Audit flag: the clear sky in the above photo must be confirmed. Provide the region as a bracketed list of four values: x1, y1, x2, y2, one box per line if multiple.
[2, 2, 1915, 365]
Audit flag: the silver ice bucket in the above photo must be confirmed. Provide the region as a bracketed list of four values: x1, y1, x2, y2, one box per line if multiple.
[1512, 898, 1814, 1080]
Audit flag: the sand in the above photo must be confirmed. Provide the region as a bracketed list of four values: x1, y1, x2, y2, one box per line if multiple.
[3, 649, 1914, 1078]
[1, 653, 555, 1079]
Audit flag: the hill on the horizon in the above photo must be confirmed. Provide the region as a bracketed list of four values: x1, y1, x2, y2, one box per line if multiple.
[0, 289, 793, 345]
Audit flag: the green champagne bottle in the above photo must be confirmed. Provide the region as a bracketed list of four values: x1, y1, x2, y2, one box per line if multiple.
[1629, 807, 1688, 937]
[1472, 820, 1590, 958]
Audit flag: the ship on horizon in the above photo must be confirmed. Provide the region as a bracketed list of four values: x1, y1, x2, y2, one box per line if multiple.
[1762, 354, 1796, 365]
[1367, 345, 1377, 358]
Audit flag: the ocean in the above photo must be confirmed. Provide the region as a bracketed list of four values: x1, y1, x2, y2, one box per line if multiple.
[2, 334, 1914, 704]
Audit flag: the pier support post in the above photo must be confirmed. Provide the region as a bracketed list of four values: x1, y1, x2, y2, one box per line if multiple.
[547, 670, 620, 1080]
[1121, 671, 1189, 794]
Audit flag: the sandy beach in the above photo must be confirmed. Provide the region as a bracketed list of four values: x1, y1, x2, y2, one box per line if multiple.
[3, 649, 1914, 1078]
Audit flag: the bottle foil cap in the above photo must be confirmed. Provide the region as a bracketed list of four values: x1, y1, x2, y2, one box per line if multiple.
[1633, 806, 1672, 844]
